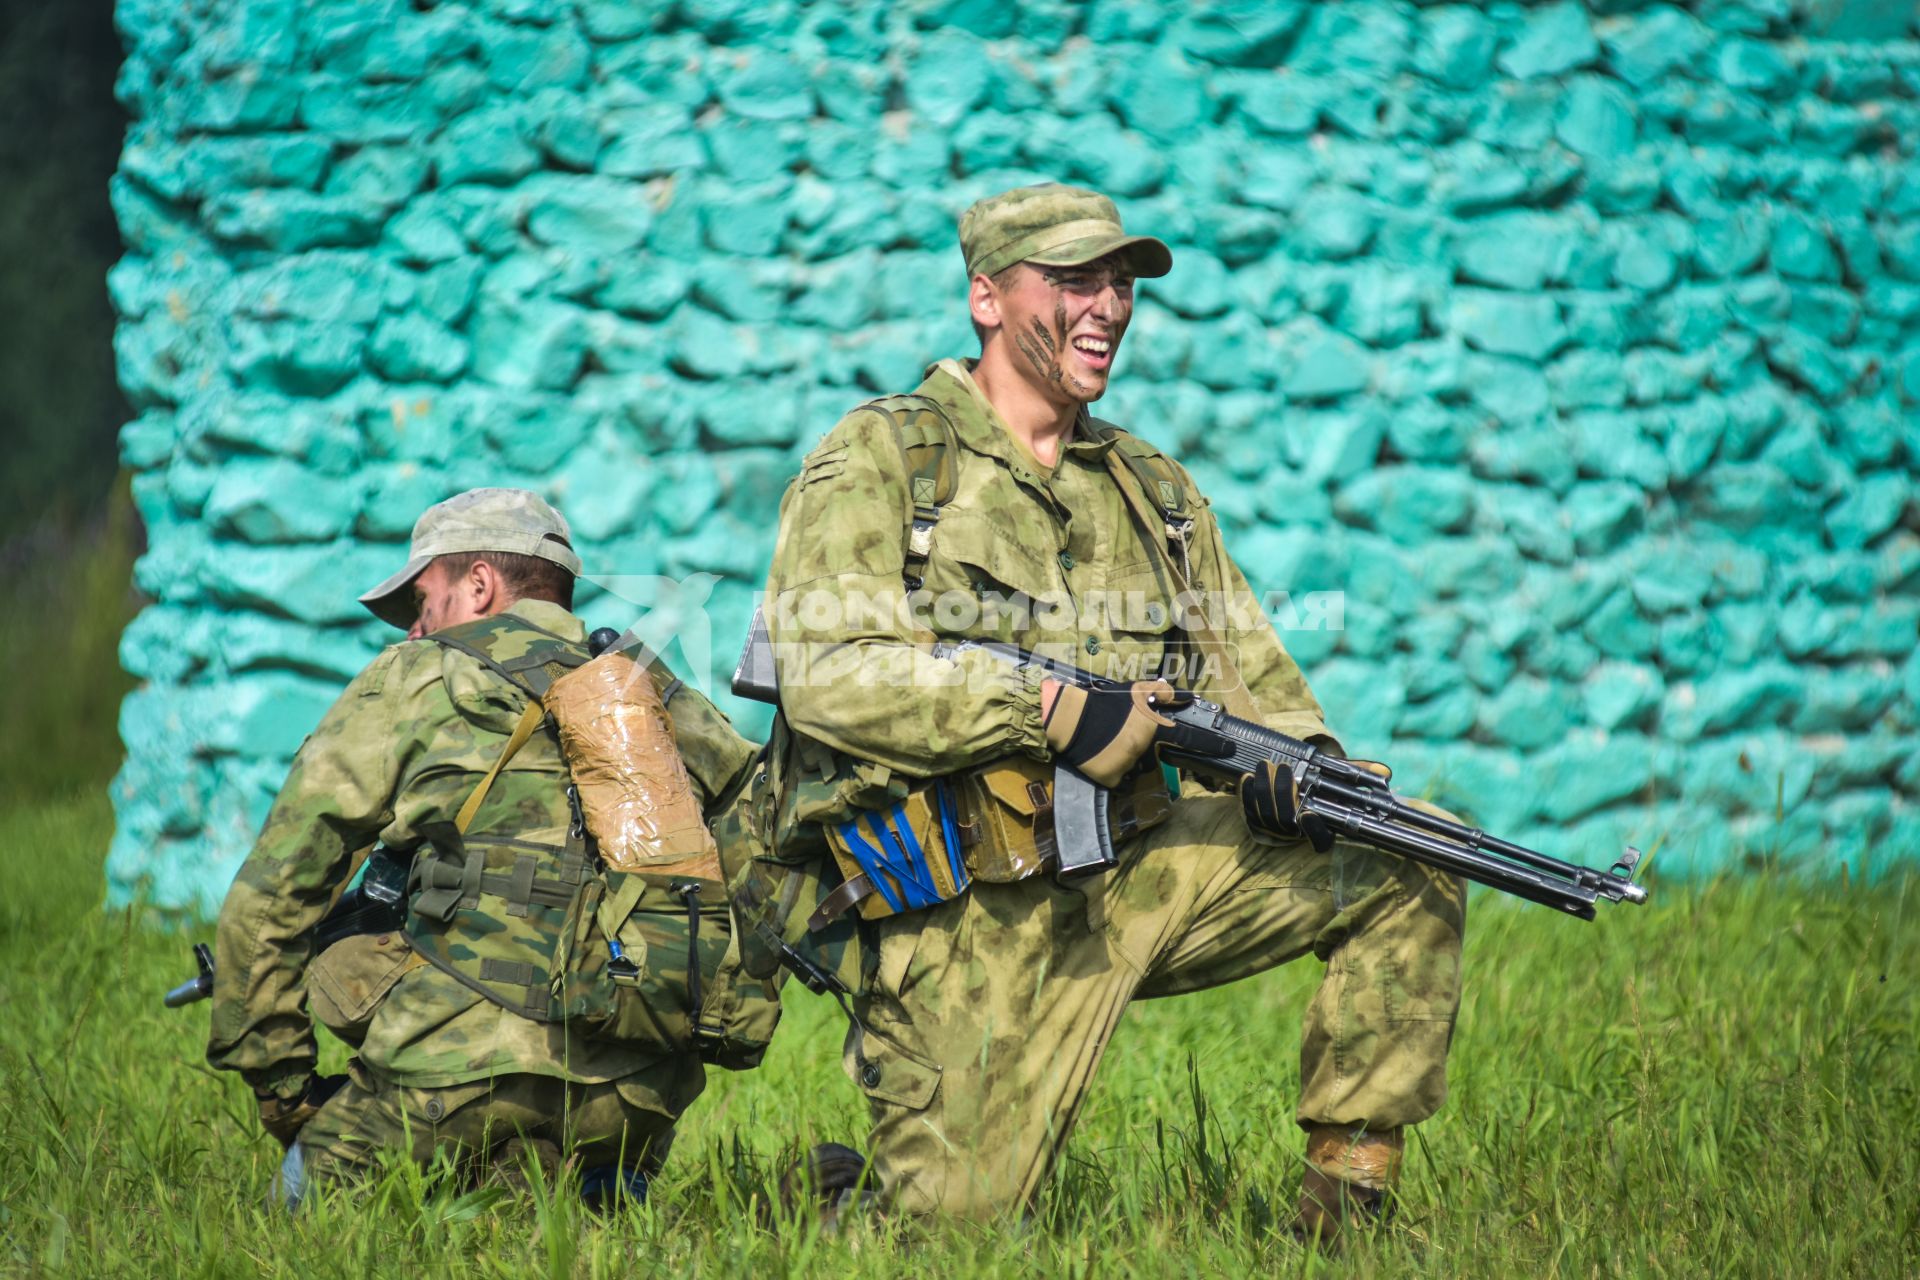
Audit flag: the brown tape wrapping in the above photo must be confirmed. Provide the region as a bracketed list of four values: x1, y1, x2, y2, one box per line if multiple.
[545, 651, 721, 880]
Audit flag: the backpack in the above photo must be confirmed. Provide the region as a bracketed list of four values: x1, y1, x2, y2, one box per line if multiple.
[405, 613, 782, 1070]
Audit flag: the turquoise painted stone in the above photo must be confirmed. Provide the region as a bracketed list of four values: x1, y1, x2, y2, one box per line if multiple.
[1548, 351, 1627, 410]
[1238, 150, 1317, 211]
[1556, 76, 1638, 158]
[1612, 233, 1677, 292]
[1795, 665, 1902, 733]
[1715, 38, 1795, 97]
[205, 460, 359, 543]
[1491, 485, 1572, 563]
[523, 174, 654, 254]
[1413, 6, 1498, 88]
[1478, 674, 1579, 750]
[1628, 548, 1714, 615]
[356, 464, 452, 540]
[599, 104, 705, 178]
[1532, 733, 1659, 823]
[1450, 290, 1566, 362]
[1455, 212, 1571, 292]
[469, 297, 587, 389]
[1383, 400, 1469, 464]
[1175, 0, 1307, 67]
[1273, 319, 1371, 400]
[204, 189, 384, 252]
[1772, 209, 1841, 282]
[1310, 657, 1407, 755]
[1584, 588, 1660, 660]
[1826, 474, 1911, 549]
[1398, 685, 1476, 741]
[1427, 745, 1538, 831]
[1675, 663, 1806, 740]
[1293, 406, 1385, 484]
[368, 312, 470, 383]
[433, 107, 541, 186]
[1602, 7, 1711, 88]
[1333, 465, 1475, 543]
[717, 51, 813, 121]
[1497, 2, 1598, 80]
[1582, 661, 1665, 730]
[1469, 423, 1577, 493]
[1291, 191, 1378, 260]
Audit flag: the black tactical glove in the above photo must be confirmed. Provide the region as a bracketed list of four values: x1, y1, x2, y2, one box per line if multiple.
[1044, 679, 1185, 787]
[1240, 758, 1391, 851]
[1239, 760, 1333, 851]
[255, 1073, 347, 1149]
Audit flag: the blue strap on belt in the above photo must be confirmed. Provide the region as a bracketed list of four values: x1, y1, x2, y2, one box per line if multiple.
[834, 791, 966, 913]
[933, 779, 969, 897]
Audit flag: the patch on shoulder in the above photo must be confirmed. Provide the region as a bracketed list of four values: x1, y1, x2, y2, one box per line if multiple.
[800, 440, 852, 487]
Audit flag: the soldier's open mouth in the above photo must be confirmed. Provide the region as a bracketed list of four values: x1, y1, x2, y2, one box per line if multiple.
[1071, 335, 1113, 370]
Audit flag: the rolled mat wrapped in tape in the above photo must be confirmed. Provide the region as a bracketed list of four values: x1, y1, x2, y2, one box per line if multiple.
[544, 650, 721, 880]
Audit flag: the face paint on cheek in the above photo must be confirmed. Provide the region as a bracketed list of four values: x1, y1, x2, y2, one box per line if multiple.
[1015, 332, 1065, 388]
[1029, 317, 1056, 354]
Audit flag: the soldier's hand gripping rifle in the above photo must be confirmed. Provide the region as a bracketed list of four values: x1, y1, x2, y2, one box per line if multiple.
[954, 640, 1648, 920]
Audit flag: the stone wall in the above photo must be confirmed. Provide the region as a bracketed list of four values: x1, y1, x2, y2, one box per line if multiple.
[110, 0, 1920, 915]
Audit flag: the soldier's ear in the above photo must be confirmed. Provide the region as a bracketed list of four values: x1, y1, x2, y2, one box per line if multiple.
[467, 557, 504, 612]
[968, 273, 1003, 335]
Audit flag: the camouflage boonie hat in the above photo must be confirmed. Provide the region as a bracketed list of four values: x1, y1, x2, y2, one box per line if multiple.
[959, 183, 1173, 281]
[359, 487, 583, 628]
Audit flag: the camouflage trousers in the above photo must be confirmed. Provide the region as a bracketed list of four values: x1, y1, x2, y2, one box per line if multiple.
[843, 793, 1468, 1220]
[287, 1056, 702, 1205]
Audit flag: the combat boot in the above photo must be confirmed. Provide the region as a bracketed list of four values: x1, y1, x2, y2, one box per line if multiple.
[777, 1142, 872, 1231]
[1292, 1124, 1403, 1248]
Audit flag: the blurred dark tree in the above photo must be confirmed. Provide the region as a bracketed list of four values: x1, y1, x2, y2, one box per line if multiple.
[0, 0, 128, 542]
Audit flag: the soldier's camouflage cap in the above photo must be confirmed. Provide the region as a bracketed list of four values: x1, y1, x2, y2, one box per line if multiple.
[959, 183, 1173, 281]
[359, 487, 582, 628]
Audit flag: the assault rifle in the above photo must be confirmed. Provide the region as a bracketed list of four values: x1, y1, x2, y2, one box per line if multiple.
[734, 617, 1648, 921]
[161, 846, 414, 1008]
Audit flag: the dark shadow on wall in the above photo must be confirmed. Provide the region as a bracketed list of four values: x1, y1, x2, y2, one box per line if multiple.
[0, 0, 129, 541]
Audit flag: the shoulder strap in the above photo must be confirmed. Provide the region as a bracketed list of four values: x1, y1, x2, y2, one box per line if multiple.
[1096, 420, 1198, 580]
[453, 699, 547, 834]
[429, 614, 591, 832]
[430, 614, 591, 699]
[866, 393, 961, 590]
[1095, 429, 1264, 721]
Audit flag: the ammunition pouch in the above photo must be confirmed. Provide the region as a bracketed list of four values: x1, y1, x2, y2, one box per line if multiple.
[555, 870, 737, 1058]
[308, 931, 425, 1047]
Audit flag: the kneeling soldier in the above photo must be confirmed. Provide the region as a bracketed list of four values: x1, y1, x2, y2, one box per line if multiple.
[760, 186, 1468, 1238]
[207, 488, 769, 1207]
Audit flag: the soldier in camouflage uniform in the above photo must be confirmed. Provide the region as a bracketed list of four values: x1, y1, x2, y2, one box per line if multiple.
[208, 488, 758, 1207]
[763, 186, 1467, 1237]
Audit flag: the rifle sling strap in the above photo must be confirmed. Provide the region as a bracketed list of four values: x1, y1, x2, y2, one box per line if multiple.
[454, 699, 547, 835]
[1100, 449, 1265, 724]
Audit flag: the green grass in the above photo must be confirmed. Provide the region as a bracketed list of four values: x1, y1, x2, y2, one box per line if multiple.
[1, 783, 1914, 1276]
[3, 492, 1913, 1273]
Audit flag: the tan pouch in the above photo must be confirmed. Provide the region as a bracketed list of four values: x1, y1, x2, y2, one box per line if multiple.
[309, 932, 426, 1046]
[959, 757, 1175, 883]
[545, 650, 720, 881]
[957, 756, 1057, 882]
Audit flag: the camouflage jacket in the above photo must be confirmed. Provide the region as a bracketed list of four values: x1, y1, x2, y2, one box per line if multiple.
[764, 359, 1337, 836]
[208, 599, 757, 1095]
